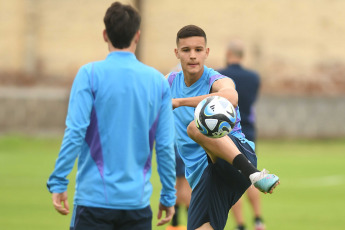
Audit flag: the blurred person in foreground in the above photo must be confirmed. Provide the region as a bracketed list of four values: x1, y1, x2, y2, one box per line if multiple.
[166, 25, 279, 230]
[218, 39, 264, 230]
[46, 2, 176, 229]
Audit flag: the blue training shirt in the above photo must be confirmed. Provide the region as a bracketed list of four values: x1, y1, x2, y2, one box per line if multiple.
[168, 66, 253, 189]
[47, 51, 176, 209]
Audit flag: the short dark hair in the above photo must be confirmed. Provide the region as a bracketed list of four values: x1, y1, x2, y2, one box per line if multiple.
[103, 2, 141, 49]
[176, 25, 207, 45]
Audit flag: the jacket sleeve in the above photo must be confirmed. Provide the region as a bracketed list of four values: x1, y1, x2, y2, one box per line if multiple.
[47, 65, 94, 193]
[155, 77, 176, 207]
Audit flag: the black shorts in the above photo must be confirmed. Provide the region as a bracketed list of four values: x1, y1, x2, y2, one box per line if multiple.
[187, 135, 257, 230]
[70, 205, 152, 230]
[175, 145, 186, 177]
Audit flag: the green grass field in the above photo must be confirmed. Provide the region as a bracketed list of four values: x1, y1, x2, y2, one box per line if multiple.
[1, 136, 344, 230]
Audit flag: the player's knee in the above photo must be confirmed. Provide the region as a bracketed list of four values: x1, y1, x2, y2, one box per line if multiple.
[187, 122, 198, 140]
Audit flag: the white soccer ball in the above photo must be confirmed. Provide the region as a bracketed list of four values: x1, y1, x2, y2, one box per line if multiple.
[194, 96, 236, 138]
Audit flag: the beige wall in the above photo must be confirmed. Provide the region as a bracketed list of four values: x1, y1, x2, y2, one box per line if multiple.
[140, 0, 345, 94]
[0, 0, 133, 82]
[1, 0, 345, 94]
[0, 0, 26, 71]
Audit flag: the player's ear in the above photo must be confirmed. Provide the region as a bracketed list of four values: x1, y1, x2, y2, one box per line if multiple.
[103, 29, 108, 43]
[174, 48, 180, 59]
[205, 47, 210, 58]
[134, 30, 141, 44]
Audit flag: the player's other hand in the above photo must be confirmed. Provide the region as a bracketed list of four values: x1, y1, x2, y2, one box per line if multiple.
[172, 98, 180, 109]
[52, 192, 70, 215]
[157, 202, 175, 226]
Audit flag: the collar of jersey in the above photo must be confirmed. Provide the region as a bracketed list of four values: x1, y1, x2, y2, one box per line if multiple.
[107, 51, 136, 59]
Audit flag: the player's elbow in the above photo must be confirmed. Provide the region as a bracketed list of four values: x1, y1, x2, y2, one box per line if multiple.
[218, 88, 238, 108]
[231, 96, 238, 108]
[230, 89, 239, 107]
[224, 93, 238, 108]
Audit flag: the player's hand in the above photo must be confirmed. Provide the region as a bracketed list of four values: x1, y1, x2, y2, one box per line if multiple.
[172, 98, 180, 109]
[157, 202, 175, 226]
[52, 192, 70, 215]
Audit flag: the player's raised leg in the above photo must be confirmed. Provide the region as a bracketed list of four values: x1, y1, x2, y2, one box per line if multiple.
[187, 121, 280, 194]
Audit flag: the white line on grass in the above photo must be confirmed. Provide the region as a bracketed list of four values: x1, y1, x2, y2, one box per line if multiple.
[283, 175, 345, 188]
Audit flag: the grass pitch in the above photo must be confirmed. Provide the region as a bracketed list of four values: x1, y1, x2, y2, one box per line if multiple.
[0, 136, 344, 230]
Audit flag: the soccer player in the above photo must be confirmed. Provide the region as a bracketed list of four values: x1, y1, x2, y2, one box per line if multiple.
[166, 25, 280, 230]
[218, 39, 265, 230]
[46, 2, 176, 230]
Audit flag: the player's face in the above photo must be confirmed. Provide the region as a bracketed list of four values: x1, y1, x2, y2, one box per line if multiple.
[175, 36, 209, 77]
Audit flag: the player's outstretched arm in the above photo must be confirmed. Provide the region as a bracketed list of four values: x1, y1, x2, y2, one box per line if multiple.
[172, 77, 238, 109]
[210, 77, 238, 107]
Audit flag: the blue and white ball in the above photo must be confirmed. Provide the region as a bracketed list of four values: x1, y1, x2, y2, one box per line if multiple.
[194, 96, 236, 138]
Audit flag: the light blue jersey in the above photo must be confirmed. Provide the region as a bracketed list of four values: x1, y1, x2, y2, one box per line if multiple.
[47, 51, 176, 209]
[168, 66, 253, 189]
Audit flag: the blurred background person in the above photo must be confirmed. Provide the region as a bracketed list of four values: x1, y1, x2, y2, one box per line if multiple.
[218, 39, 264, 230]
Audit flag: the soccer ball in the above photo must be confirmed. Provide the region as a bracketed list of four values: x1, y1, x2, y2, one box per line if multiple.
[194, 96, 236, 138]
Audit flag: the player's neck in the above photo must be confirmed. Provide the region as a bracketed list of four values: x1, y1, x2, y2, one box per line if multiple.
[183, 67, 204, 87]
[227, 57, 241, 65]
[108, 42, 137, 54]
